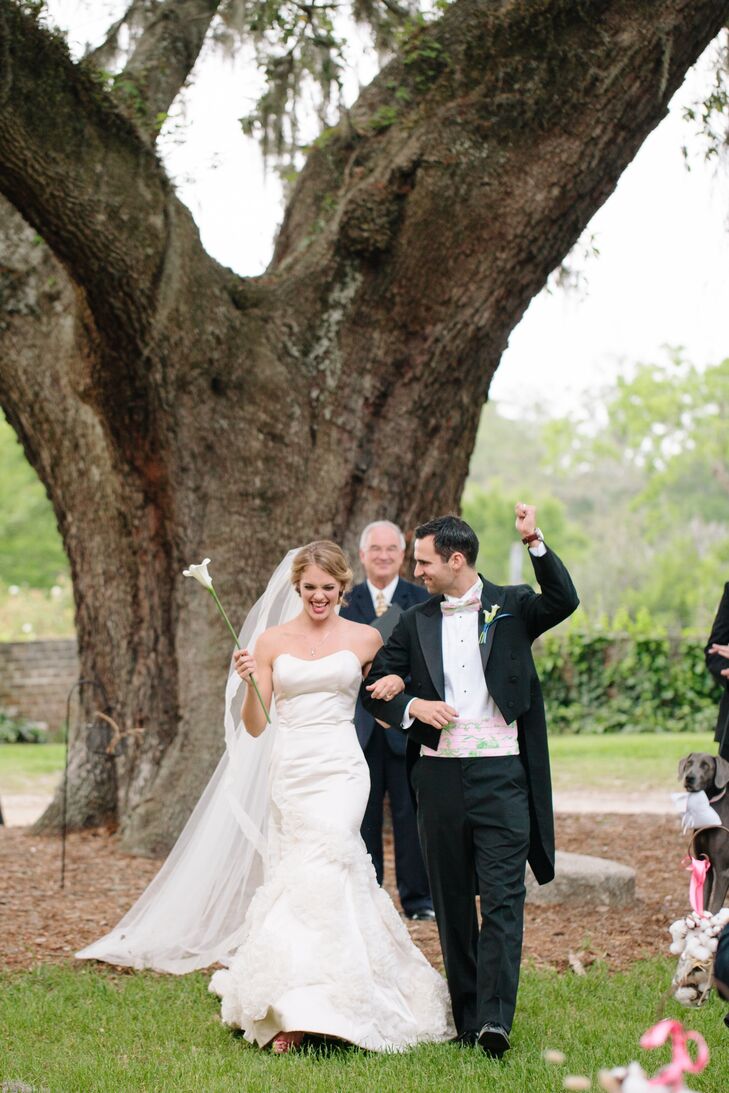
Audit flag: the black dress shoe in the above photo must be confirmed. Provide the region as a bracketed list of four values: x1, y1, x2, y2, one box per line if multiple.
[451, 1030, 478, 1047]
[405, 908, 436, 921]
[477, 1022, 510, 1057]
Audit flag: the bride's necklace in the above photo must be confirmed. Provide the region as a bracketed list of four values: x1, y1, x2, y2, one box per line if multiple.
[299, 627, 333, 658]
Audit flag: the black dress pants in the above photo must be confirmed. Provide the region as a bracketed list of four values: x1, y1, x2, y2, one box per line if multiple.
[411, 754, 530, 1035]
[360, 727, 432, 915]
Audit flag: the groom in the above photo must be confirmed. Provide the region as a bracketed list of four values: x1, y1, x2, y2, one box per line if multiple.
[362, 507, 578, 1055]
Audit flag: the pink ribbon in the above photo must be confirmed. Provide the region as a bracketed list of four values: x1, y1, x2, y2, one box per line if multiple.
[683, 855, 711, 915]
[640, 1019, 709, 1088]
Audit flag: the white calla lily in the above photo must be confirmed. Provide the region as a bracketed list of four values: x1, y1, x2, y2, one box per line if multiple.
[479, 603, 511, 645]
[182, 558, 214, 590]
[182, 555, 270, 723]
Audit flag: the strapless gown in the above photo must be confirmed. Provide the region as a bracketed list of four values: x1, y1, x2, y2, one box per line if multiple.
[209, 649, 453, 1050]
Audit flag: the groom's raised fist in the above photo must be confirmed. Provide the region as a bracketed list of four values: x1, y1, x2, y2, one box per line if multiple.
[514, 502, 537, 537]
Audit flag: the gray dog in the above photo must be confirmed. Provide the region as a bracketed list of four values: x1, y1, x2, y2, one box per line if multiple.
[679, 752, 729, 914]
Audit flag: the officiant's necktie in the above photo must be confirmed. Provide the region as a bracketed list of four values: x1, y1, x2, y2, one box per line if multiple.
[375, 591, 388, 617]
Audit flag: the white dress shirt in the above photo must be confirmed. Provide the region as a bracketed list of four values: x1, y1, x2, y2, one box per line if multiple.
[366, 575, 399, 612]
[440, 578, 497, 719]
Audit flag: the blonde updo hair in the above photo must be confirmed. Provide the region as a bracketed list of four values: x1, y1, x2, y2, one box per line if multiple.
[290, 541, 353, 602]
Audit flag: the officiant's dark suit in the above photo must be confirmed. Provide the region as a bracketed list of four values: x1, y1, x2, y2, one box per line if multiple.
[340, 576, 433, 917]
[362, 525, 578, 1046]
[706, 581, 729, 760]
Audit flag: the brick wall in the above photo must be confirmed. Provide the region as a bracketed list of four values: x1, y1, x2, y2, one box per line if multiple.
[0, 640, 79, 731]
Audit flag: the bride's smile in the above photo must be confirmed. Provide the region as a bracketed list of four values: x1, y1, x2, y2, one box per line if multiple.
[299, 564, 342, 622]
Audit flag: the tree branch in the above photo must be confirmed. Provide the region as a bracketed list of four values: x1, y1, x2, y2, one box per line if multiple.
[117, 0, 221, 134]
[0, 1, 177, 349]
[267, 0, 729, 532]
[275, 0, 729, 318]
[86, 0, 162, 72]
[378, 0, 409, 19]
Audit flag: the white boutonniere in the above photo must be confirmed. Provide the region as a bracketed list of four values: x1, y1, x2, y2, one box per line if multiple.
[479, 604, 512, 644]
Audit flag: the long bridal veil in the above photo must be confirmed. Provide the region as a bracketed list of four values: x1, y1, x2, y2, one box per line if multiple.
[76, 550, 301, 973]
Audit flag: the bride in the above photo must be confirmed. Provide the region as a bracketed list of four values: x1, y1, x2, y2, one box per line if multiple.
[77, 541, 453, 1053]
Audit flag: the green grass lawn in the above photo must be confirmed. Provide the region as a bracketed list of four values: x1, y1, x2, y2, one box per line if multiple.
[1, 961, 726, 1092]
[550, 731, 715, 794]
[0, 734, 717, 799]
[0, 742, 65, 794]
[2, 738, 727, 1089]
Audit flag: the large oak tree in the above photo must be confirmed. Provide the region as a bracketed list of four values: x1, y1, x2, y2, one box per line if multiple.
[1, 0, 727, 854]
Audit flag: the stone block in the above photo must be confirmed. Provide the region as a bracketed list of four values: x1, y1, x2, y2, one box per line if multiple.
[525, 850, 635, 907]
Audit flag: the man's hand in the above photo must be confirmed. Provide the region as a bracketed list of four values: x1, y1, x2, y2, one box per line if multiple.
[709, 643, 729, 678]
[515, 501, 537, 538]
[366, 674, 405, 701]
[409, 698, 458, 729]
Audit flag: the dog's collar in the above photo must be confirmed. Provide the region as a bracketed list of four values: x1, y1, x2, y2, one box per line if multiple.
[709, 786, 727, 805]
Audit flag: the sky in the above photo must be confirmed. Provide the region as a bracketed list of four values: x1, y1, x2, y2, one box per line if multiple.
[46, 3, 729, 415]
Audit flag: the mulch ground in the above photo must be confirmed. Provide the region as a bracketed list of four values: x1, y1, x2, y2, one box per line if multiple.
[0, 813, 691, 975]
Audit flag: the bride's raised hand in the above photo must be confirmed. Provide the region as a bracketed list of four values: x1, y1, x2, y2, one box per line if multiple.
[366, 674, 405, 701]
[234, 648, 258, 682]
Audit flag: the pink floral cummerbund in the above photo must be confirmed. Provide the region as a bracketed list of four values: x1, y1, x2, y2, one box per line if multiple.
[420, 716, 519, 759]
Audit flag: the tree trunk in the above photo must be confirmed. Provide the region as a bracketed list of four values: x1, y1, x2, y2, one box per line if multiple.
[1, 0, 727, 854]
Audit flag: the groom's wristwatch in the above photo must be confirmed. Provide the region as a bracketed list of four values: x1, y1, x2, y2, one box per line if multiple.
[521, 528, 544, 545]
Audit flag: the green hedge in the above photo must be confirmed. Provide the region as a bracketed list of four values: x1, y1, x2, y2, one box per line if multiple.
[0, 708, 47, 743]
[536, 629, 722, 734]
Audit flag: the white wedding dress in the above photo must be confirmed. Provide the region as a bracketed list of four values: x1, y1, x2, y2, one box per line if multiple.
[209, 649, 454, 1050]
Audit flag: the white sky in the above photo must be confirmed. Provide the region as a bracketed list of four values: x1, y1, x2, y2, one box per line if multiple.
[47, 3, 729, 414]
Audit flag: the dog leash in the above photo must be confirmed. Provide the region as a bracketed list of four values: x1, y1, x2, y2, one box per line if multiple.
[685, 826, 729, 915]
[687, 824, 729, 856]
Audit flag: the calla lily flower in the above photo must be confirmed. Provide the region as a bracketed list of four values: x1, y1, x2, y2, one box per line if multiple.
[182, 558, 213, 590]
[479, 604, 512, 644]
[182, 557, 270, 723]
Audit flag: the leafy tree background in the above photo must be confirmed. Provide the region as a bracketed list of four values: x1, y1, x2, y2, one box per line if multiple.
[464, 352, 729, 634]
[0, 420, 67, 588]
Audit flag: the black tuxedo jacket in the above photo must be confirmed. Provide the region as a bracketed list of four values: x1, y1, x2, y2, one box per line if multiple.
[340, 576, 429, 753]
[361, 547, 579, 884]
[706, 581, 729, 760]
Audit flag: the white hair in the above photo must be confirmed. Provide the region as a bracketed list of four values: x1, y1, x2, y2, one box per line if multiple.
[359, 520, 406, 551]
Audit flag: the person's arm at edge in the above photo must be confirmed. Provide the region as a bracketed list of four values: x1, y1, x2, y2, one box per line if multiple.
[705, 583, 729, 685]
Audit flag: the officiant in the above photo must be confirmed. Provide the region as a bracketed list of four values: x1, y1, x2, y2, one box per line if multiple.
[340, 521, 434, 920]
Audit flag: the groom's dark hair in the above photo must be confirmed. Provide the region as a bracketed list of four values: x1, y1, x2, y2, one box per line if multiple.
[414, 515, 479, 566]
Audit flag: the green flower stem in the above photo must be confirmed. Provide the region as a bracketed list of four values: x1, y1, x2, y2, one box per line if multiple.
[208, 587, 271, 724]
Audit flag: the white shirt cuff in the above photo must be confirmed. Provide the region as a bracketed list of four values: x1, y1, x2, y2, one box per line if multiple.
[402, 699, 415, 728]
[529, 540, 547, 557]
